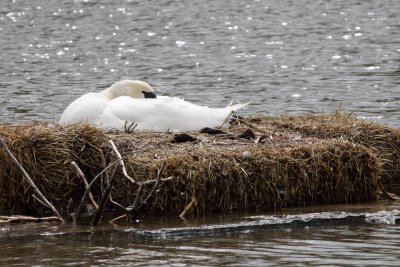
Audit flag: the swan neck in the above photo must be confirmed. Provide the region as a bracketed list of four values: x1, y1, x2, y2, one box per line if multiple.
[100, 87, 115, 99]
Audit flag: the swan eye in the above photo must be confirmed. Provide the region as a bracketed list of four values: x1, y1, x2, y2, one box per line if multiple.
[142, 91, 157, 99]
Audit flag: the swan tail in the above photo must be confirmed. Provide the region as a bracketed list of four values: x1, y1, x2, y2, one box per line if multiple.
[226, 102, 249, 111]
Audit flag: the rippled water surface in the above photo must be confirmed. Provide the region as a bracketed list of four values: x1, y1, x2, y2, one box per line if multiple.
[0, 0, 399, 126]
[1, 204, 400, 266]
[1, 0, 400, 265]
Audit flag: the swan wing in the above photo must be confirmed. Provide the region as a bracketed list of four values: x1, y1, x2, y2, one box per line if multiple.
[59, 93, 108, 125]
[104, 96, 246, 132]
[153, 97, 248, 131]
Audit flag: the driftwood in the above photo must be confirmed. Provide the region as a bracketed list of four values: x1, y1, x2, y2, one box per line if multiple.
[0, 215, 62, 224]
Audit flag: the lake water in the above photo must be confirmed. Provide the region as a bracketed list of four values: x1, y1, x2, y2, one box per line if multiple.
[1, 0, 399, 126]
[1, 203, 400, 266]
[0, 0, 399, 265]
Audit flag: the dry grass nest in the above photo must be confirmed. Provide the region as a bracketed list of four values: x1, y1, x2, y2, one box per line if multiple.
[0, 111, 398, 217]
[0, 123, 108, 214]
[244, 111, 399, 191]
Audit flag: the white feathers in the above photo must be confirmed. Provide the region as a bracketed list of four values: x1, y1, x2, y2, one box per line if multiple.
[59, 80, 247, 132]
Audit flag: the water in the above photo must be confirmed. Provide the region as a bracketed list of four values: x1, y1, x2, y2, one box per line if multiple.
[1, 204, 400, 266]
[1, 0, 400, 265]
[0, 0, 399, 126]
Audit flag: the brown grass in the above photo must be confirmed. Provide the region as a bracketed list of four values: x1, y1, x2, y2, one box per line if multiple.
[243, 111, 399, 191]
[1, 112, 396, 217]
[0, 123, 107, 214]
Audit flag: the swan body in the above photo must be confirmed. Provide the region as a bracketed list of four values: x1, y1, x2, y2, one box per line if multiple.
[59, 80, 247, 132]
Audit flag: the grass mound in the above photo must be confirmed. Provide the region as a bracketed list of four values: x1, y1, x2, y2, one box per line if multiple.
[0, 123, 107, 214]
[116, 133, 379, 215]
[1, 112, 396, 218]
[244, 112, 399, 191]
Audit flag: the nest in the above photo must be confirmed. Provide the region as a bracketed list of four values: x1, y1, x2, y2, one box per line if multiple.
[248, 111, 400, 191]
[114, 133, 379, 215]
[0, 123, 108, 214]
[0, 112, 397, 218]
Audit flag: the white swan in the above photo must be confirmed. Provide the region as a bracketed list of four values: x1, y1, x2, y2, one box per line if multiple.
[59, 80, 247, 132]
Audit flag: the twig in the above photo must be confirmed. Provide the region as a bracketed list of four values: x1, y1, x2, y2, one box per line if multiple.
[130, 184, 144, 211]
[378, 181, 400, 200]
[144, 161, 166, 203]
[125, 121, 138, 133]
[179, 195, 197, 221]
[109, 140, 137, 185]
[218, 110, 234, 129]
[109, 214, 127, 223]
[109, 195, 130, 211]
[74, 139, 172, 224]
[141, 176, 174, 185]
[71, 161, 99, 210]
[94, 145, 110, 190]
[90, 162, 120, 225]
[32, 194, 49, 208]
[75, 159, 120, 223]
[255, 134, 269, 144]
[90, 183, 113, 225]
[0, 215, 62, 224]
[128, 184, 144, 222]
[0, 137, 63, 222]
[129, 162, 170, 222]
[232, 115, 268, 134]
[67, 198, 73, 215]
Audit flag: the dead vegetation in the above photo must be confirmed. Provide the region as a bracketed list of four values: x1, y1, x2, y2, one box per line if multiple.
[246, 111, 400, 191]
[0, 112, 398, 223]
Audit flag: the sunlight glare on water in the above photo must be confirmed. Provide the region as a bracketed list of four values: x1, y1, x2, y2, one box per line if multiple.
[0, 0, 399, 126]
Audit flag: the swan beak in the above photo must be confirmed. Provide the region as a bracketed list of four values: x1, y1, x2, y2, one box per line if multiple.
[142, 91, 157, 99]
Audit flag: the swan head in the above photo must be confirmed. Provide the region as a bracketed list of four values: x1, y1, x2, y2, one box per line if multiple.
[101, 80, 157, 99]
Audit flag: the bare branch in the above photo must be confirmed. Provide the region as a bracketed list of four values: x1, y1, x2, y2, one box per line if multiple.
[90, 161, 120, 225]
[96, 145, 110, 190]
[0, 137, 63, 222]
[0, 215, 62, 224]
[109, 139, 137, 185]
[232, 115, 268, 134]
[109, 195, 129, 212]
[32, 194, 49, 208]
[71, 161, 99, 210]
[378, 181, 400, 200]
[109, 214, 127, 223]
[179, 195, 198, 221]
[217, 110, 234, 129]
[75, 159, 119, 223]
[144, 161, 166, 203]
[141, 176, 174, 185]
